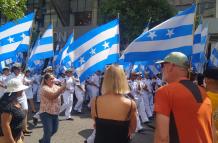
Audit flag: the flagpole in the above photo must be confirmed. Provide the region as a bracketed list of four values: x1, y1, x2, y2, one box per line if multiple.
[25, 12, 36, 70]
[117, 13, 121, 63]
[189, 1, 199, 79]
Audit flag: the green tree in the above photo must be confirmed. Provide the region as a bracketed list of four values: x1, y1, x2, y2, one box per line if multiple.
[0, 0, 27, 20]
[98, 0, 176, 49]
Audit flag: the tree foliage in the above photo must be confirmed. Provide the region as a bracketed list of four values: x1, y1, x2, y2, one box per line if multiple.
[0, 0, 27, 20]
[98, 0, 176, 49]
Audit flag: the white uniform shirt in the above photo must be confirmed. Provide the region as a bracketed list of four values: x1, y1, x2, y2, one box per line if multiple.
[23, 76, 34, 98]
[0, 74, 10, 97]
[90, 73, 100, 88]
[142, 78, 152, 93]
[63, 76, 75, 95]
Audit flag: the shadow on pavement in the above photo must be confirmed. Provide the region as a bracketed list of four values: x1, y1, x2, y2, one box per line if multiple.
[78, 129, 94, 139]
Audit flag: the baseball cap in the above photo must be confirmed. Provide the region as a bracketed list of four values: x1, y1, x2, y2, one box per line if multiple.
[12, 62, 22, 68]
[65, 68, 73, 73]
[156, 52, 189, 68]
[44, 66, 53, 72]
[204, 67, 218, 80]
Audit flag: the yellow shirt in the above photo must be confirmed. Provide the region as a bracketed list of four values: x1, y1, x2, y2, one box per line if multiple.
[207, 91, 218, 142]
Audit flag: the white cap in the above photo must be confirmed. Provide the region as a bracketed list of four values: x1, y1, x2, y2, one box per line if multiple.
[6, 78, 29, 93]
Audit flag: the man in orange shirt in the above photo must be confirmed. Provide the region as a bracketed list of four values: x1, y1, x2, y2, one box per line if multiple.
[154, 52, 213, 143]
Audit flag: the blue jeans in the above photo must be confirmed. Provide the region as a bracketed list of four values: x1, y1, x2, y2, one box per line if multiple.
[40, 112, 59, 143]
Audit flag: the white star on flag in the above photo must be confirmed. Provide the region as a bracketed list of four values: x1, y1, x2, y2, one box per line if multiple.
[102, 41, 110, 49]
[147, 31, 157, 40]
[166, 29, 174, 38]
[8, 37, 14, 43]
[79, 57, 85, 65]
[21, 33, 26, 39]
[90, 48, 96, 55]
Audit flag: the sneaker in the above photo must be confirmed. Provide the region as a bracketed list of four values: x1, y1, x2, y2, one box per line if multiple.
[66, 118, 74, 121]
[23, 129, 32, 134]
[137, 128, 146, 134]
[32, 117, 38, 126]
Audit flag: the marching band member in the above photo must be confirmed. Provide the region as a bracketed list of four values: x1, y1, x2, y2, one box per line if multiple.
[59, 69, 75, 120]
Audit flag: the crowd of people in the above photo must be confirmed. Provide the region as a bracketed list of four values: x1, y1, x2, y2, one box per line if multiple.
[0, 51, 218, 143]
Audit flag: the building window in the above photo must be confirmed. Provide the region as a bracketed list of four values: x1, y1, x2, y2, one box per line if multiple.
[74, 11, 92, 26]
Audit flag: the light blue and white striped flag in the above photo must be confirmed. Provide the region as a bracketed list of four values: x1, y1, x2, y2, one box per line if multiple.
[0, 13, 34, 61]
[56, 33, 74, 67]
[124, 5, 196, 62]
[28, 24, 53, 65]
[192, 23, 208, 73]
[68, 19, 120, 82]
[209, 42, 218, 67]
[192, 22, 202, 63]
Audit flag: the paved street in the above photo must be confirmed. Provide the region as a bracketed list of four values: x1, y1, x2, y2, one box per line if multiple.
[25, 108, 154, 143]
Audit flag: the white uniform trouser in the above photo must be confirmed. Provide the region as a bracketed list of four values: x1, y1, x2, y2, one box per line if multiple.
[88, 86, 99, 107]
[60, 91, 73, 118]
[87, 129, 96, 143]
[142, 92, 153, 117]
[36, 88, 41, 102]
[136, 112, 143, 132]
[148, 93, 154, 113]
[86, 85, 92, 101]
[17, 92, 28, 110]
[74, 86, 84, 112]
[135, 96, 149, 123]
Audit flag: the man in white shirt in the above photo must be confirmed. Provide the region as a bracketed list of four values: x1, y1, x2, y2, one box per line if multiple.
[59, 69, 75, 120]
[87, 72, 100, 107]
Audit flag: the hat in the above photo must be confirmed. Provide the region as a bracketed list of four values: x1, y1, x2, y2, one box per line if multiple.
[156, 52, 189, 68]
[3, 67, 10, 71]
[44, 66, 53, 72]
[6, 78, 29, 93]
[65, 68, 73, 73]
[24, 68, 31, 73]
[12, 62, 22, 68]
[204, 67, 218, 80]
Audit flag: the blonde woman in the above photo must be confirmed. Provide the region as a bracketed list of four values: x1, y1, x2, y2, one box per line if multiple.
[39, 73, 66, 143]
[91, 65, 137, 143]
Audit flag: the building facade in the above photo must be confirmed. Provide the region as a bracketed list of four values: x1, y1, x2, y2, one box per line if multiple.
[168, 0, 216, 18]
[25, 0, 99, 48]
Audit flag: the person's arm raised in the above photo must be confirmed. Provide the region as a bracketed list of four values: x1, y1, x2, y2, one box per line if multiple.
[42, 84, 66, 100]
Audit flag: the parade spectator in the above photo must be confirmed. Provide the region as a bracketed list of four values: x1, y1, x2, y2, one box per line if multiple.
[9, 63, 32, 136]
[39, 73, 66, 143]
[0, 78, 28, 143]
[204, 67, 218, 142]
[154, 52, 213, 143]
[91, 65, 137, 143]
